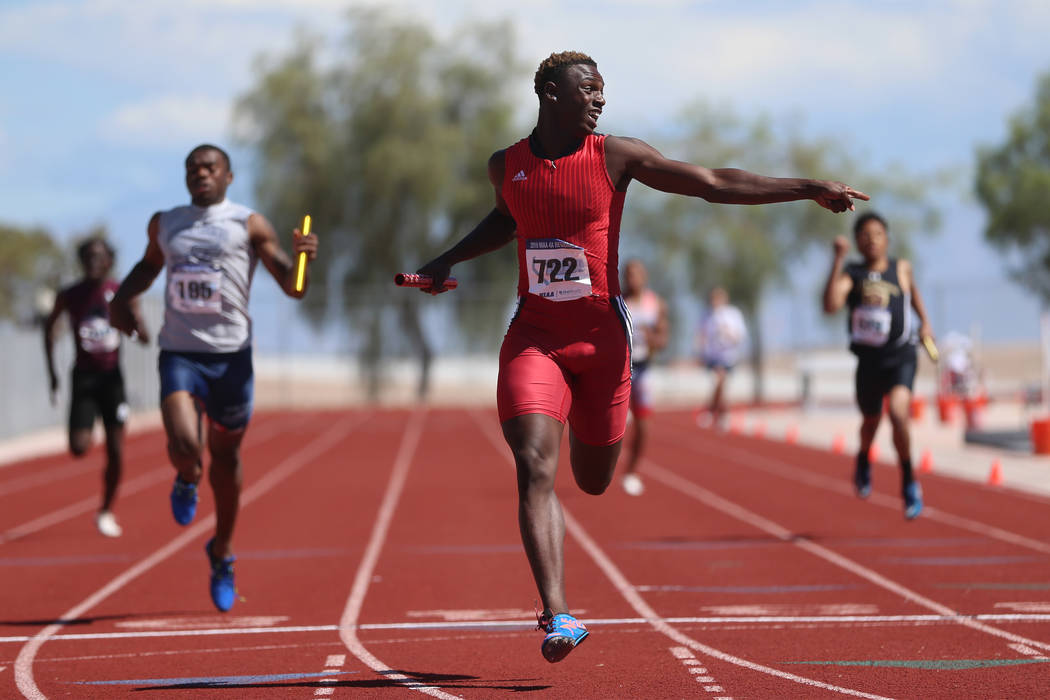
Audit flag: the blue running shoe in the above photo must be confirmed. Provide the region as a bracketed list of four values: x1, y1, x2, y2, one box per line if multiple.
[205, 538, 237, 612]
[853, 455, 872, 499]
[170, 477, 198, 526]
[538, 612, 589, 663]
[903, 481, 923, 520]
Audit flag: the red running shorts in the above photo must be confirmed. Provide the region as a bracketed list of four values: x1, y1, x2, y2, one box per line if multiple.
[497, 295, 632, 446]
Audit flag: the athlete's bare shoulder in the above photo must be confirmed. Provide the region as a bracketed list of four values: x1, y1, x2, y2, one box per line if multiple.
[603, 135, 664, 190]
[487, 149, 507, 188]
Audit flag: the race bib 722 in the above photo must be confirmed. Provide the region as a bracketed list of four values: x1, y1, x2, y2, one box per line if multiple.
[526, 239, 592, 301]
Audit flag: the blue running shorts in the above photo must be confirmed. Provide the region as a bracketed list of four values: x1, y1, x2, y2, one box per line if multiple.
[159, 348, 254, 430]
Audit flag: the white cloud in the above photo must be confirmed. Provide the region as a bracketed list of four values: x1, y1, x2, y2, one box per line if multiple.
[100, 94, 232, 146]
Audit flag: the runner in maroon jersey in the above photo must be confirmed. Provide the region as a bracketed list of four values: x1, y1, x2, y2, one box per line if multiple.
[43, 238, 149, 537]
[415, 50, 868, 663]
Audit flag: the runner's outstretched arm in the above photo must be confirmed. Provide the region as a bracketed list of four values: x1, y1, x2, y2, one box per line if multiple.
[606, 136, 868, 212]
[416, 150, 517, 293]
[110, 213, 163, 336]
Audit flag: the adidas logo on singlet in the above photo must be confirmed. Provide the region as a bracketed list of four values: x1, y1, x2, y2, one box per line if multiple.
[512, 170, 527, 182]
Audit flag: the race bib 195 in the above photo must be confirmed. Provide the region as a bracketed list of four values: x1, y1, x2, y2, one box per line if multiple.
[169, 266, 222, 314]
[851, 306, 891, 346]
[526, 238, 591, 301]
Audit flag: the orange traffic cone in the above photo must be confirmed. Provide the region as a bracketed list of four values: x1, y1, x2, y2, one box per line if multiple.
[785, 425, 799, 445]
[988, 459, 1003, 486]
[869, 443, 880, 463]
[753, 421, 766, 439]
[832, 433, 846, 454]
[919, 450, 933, 474]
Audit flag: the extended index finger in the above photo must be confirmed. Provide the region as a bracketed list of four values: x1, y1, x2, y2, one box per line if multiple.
[847, 188, 871, 201]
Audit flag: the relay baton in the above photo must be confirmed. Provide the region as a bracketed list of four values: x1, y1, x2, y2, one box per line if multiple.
[922, 336, 939, 362]
[394, 273, 458, 290]
[294, 215, 311, 293]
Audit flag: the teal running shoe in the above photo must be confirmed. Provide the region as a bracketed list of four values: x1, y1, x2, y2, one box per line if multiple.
[538, 612, 589, 663]
[903, 481, 923, 520]
[170, 477, 198, 526]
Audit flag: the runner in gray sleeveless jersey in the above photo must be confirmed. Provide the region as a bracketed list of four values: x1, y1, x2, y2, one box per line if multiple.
[110, 144, 318, 611]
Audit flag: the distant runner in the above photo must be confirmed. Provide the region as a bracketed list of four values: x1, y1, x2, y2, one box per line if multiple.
[822, 212, 932, 519]
[620, 259, 669, 496]
[697, 286, 747, 429]
[43, 237, 148, 538]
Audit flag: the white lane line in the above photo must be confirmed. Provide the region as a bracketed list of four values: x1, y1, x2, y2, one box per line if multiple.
[667, 647, 731, 698]
[1009, 643, 1050, 659]
[644, 459, 1050, 654]
[0, 468, 169, 544]
[466, 410, 891, 700]
[0, 414, 291, 546]
[314, 654, 345, 697]
[5, 613, 1050, 644]
[665, 423, 1050, 556]
[338, 409, 461, 700]
[14, 414, 365, 700]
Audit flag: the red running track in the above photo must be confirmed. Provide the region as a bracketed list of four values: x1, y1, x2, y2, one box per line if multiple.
[1, 408, 1049, 698]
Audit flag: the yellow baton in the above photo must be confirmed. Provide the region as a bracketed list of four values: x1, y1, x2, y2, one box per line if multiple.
[922, 336, 939, 362]
[295, 215, 311, 293]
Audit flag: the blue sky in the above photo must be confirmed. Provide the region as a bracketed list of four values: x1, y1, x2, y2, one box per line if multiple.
[2, 0, 1048, 351]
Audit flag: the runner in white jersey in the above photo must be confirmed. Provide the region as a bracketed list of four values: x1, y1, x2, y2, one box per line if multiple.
[697, 286, 747, 429]
[619, 259, 669, 496]
[110, 144, 318, 611]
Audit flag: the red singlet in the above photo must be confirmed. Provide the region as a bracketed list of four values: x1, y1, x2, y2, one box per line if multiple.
[496, 133, 632, 445]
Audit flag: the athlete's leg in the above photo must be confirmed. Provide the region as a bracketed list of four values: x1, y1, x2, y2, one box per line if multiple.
[710, 366, 728, 425]
[503, 413, 569, 615]
[100, 423, 124, 512]
[569, 432, 622, 495]
[162, 391, 203, 483]
[622, 413, 646, 475]
[886, 384, 912, 465]
[206, 426, 247, 560]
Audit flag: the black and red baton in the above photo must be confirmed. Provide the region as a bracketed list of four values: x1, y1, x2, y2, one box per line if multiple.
[394, 273, 458, 290]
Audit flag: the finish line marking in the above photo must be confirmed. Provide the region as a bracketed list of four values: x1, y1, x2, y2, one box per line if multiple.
[4, 614, 1050, 644]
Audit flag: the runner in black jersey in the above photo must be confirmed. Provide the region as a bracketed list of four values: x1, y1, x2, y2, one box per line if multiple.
[822, 212, 934, 519]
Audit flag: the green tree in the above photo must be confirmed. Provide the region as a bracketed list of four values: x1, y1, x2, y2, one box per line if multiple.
[975, 72, 1050, 301]
[234, 9, 520, 398]
[625, 102, 939, 401]
[0, 222, 67, 324]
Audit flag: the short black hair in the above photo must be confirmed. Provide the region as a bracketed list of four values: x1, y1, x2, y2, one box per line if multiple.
[853, 211, 888, 236]
[185, 143, 231, 170]
[77, 237, 115, 264]
[534, 51, 597, 96]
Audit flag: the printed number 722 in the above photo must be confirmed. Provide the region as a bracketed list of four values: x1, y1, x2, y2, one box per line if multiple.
[532, 257, 580, 284]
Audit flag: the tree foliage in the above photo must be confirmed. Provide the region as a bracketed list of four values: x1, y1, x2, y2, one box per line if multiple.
[234, 9, 520, 397]
[975, 72, 1050, 301]
[0, 222, 67, 324]
[624, 102, 939, 399]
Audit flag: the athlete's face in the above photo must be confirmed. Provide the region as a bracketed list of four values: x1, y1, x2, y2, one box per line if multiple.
[555, 64, 605, 136]
[854, 219, 888, 263]
[80, 241, 113, 281]
[185, 149, 232, 206]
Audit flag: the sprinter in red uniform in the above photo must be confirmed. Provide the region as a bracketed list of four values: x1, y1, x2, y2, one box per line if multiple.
[415, 51, 868, 663]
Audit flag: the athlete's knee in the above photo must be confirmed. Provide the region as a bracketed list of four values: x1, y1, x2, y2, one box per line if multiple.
[511, 445, 557, 497]
[69, 431, 91, 457]
[167, 433, 201, 466]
